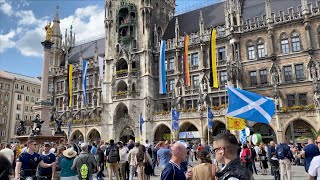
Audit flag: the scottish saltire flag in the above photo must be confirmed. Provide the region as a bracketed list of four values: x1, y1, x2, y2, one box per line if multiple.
[82, 60, 88, 105]
[139, 113, 144, 134]
[98, 57, 105, 100]
[226, 86, 275, 124]
[171, 109, 180, 131]
[159, 40, 167, 94]
[67, 120, 71, 141]
[208, 107, 214, 129]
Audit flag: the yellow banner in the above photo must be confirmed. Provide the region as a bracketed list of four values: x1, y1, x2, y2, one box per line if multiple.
[68, 64, 73, 107]
[211, 29, 218, 88]
[226, 116, 246, 130]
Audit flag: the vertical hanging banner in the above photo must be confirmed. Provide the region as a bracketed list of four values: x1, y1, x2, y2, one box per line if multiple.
[68, 64, 73, 107]
[67, 120, 71, 141]
[139, 113, 144, 134]
[82, 59, 88, 106]
[184, 34, 190, 86]
[159, 40, 167, 94]
[208, 106, 214, 129]
[171, 109, 180, 131]
[98, 56, 105, 99]
[210, 29, 218, 88]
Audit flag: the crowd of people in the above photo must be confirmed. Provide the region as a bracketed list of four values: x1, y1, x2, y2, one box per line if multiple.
[1, 133, 320, 179]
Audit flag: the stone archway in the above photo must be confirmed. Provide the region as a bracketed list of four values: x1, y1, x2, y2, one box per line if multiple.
[253, 123, 277, 143]
[154, 124, 171, 142]
[120, 126, 135, 143]
[212, 121, 227, 137]
[285, 119, 317, 143]
[178, 122, 200, 144]
[87, 128, 101, 143]
[113, 103, 135, 141]
[71, 129, 84, 143]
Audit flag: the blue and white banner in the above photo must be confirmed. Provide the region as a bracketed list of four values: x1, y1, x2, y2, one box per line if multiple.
[239, 129, 247, 144]
[67, 120, 71, 141]
[208, 106, 214, 129]
[139, 113, 144, 134]
[98, 56, 105, 100]
[159, 40, 167, 94]
[171, 109, 180, 131]
[226, 86, 275, 124]
[82, 59, 88, 105]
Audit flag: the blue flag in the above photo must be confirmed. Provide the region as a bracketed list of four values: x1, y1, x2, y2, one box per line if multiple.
[82, 60, 88, 105]
[239, 129, 247, 144]
[208, 107, 214, 129]
[171, 109, 180, 131]
[139, 113, 144, 134]
[226, 86, 275, 124]
[159, 40, 167, 94]
[67, 120, 71, 141]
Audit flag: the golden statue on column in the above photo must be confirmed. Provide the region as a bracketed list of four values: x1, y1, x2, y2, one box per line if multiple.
[45, 22, 53, 42]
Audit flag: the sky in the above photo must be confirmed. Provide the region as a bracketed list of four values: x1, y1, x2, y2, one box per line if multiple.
[0, 0, 219, 77]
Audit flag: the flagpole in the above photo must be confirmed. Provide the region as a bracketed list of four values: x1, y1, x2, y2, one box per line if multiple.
[207, 104, 210, 145]
[224, 83, 227, 132]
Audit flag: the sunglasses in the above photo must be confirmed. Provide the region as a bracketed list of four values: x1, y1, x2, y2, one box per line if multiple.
[213, 147, 225, 153]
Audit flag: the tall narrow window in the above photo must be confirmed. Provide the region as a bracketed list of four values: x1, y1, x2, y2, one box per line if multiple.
[259, 69, 268, 85]
[291, 31, 301, 52]
[295, 64, 304, 81]
[218, 47, 226, 61]
[220, 71, 227, 86]
[287, 94, 295, 107]
[212, 97, 219, 106]
[258, 44, 265, 58]
[248, 46, 255, 60]
[191, 53, 199, 66]
[168, 58, 175, 70]
[299, 93, 307, 105]
[169, 79, 175, 92]
[284, 66, 292, 82]
[193, 75, 200, 89]
[281, 39, 289, 54]
[249, 71, 257, 86]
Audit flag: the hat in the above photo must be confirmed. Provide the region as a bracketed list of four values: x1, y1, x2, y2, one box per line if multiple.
[63, 148, 77, 158]
[44, 142, 51, 146]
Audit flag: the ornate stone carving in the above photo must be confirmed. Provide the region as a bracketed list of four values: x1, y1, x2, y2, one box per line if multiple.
[16, 120, 26, 136]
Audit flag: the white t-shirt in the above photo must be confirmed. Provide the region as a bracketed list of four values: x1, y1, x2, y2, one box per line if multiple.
[309, 155, 320, 179]
[254, 146, 260, 156]
[0, 148, 14, 162]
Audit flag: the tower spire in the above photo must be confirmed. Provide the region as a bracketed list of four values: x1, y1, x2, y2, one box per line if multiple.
[54, 4, 59, 22]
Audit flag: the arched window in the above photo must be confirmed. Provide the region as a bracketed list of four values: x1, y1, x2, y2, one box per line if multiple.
[291, 30, 301, 52]
[257, 38, 265, 58]
[246, 40, 255, 60]
[280, 32, 289, 54]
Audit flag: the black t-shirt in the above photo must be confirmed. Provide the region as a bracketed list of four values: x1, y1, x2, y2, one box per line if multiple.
[38, 153, 56, 176]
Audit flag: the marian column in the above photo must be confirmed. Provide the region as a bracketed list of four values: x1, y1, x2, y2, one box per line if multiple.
[32, 23, 54, 136]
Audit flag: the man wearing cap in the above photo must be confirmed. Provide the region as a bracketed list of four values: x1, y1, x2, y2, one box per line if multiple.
[37, 142, 56, 180]
[72, 142, 97, 180]
[14, 140, 56, 180]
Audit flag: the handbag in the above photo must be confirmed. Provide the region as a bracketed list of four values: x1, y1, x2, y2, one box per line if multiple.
[144, 153, 153, 175]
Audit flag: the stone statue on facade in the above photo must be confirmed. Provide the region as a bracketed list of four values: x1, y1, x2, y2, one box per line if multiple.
[31, 114, 44, 135]
[16, 120, 26, 136]
[313, 92, 320, 108]
[45, 22, 53, 42]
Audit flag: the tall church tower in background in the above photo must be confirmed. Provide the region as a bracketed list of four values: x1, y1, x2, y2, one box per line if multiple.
[103, 0, 175, 142]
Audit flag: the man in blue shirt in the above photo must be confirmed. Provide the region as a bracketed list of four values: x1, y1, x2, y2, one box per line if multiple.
[38, 142, 56, 179]
[302, 139, 320, 172]
[160, 142, 192, 180]
[157, 141, 171, 171]
[14, 140, 56, 180]
[90, 142, 97, 155]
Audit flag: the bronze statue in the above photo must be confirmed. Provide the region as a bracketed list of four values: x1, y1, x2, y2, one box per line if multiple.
[31, 114, 44, 135]
[55, 117, 64, 135]
[16, 120, 26, 136]
[45, 22, 53, 41]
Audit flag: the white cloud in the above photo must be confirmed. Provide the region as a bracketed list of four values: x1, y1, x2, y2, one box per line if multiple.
[16, 10, 38, 25]
[0, 30, 16, 53]
[0, 2, 13, 16]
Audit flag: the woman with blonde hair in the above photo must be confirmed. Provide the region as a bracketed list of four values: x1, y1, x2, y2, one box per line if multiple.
[192, 150, 216, 180]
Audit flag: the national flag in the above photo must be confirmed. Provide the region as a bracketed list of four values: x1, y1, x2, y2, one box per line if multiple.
[226, 116, 246, 130]
[171, 109, 180, 131]
[139, 113, 144, 134]
[183, 34, 190, 86]
[159, 40, 167, 94]
[98, 56, 105, 100]
[239, 128, 247, 144]
[226, 86, 275, 124]
[68, 64, 73, 107]
[82, 60, 88, 105]
[207, 106, 214, 129]
[210, 29, 218, 88]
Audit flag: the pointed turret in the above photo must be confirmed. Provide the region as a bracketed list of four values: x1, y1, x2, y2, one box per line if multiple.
[175, 17, 179, 47]
[265, 0, 273, 24]
[52, 4, 62, 43]
[199, 11, 204, 40]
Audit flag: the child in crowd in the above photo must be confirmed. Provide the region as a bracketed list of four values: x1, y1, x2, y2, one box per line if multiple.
[270, 152, 280, 180]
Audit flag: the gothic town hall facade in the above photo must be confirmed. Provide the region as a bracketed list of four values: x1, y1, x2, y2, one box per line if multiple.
[47, 0, 320, 145]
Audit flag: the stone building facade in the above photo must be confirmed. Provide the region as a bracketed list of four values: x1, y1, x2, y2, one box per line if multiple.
[0, 71, 41, 142]
[49, 0, 320, 144]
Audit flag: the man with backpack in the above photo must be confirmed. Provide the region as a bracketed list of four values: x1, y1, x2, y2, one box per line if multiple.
[105, 139, 120, 180]
[72, 142, 97, 180]
[276, 139, 294, 180]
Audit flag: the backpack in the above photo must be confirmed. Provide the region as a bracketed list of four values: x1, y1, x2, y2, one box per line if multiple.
[136, 151, 145, 162]
[108, 146, 119, 163]
[79, 156, 90, 180]
[276, 144, 289, 160]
